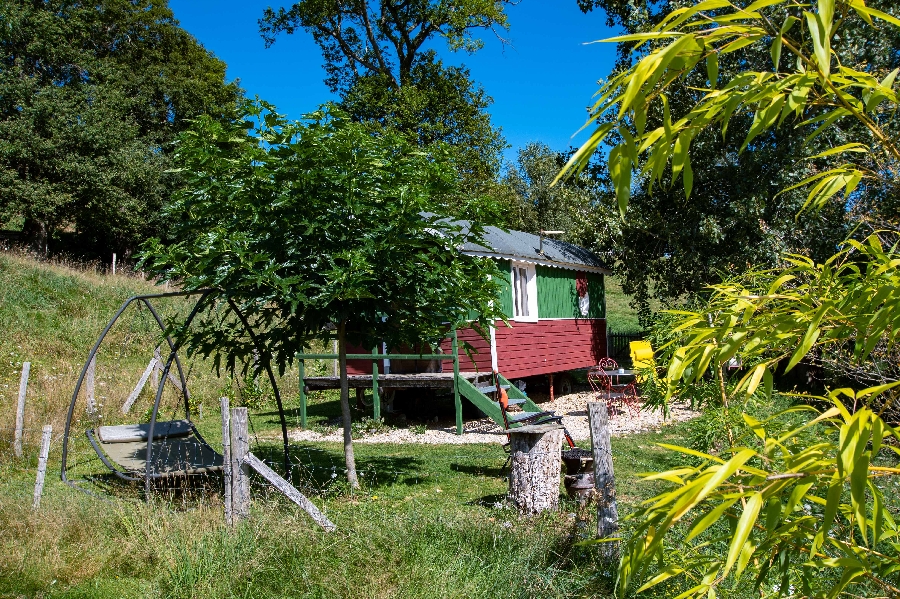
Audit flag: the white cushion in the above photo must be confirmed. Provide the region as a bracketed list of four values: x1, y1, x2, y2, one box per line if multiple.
[97, 420, 192, 443]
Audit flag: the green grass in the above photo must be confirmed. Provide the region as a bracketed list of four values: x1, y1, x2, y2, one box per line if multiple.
[604, 276, 643, 334]
[0, 417, 696, 599]
[0, 251, 699, 598]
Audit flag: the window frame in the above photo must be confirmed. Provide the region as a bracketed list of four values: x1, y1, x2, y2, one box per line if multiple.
[510, 261, 538, 322]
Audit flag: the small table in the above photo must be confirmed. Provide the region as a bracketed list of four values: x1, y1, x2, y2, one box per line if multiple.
[603, 369, 635, 386]
[602, 370, 639, 414]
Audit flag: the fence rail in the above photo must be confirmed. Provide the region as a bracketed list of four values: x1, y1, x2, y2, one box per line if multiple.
[606, 332, 646, 364]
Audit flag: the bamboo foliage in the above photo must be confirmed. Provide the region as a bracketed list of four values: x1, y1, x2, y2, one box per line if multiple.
[558, 0, 900, 215]
[662, 233, 900, 399]
[612, 233, 900, 596]
[620, 390, 900, 598]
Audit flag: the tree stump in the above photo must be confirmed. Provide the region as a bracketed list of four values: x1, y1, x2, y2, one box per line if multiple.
[507, 424, 564, 515]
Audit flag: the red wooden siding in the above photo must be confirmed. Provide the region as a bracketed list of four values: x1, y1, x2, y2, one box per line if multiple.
[439, 327, 492, 373]
[345, 328, 492, 375]
[345, 343, 377, 375]
[494, 319, 606, 379]
[345, 319, 605, 378]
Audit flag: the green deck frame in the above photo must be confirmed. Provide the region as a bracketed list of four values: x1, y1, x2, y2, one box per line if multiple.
[296, 331, 543, 434]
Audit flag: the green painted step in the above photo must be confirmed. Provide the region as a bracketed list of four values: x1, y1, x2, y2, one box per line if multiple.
[455, 373, 545, 429]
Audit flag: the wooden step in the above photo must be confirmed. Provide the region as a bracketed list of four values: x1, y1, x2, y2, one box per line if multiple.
[475, 384, 511, 394]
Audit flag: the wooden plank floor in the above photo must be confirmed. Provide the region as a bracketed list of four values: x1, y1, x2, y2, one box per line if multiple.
[303, 372, 486, 390]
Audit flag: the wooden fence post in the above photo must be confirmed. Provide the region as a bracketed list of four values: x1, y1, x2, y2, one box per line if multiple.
[14, 362, 30, 457]
[220, 397, 233, 526]
[230, 407, 250, 521]
[151, 347, 161, 391]
[588, 401, 619, 562]
[122, 356, 159, 414]
[33, 425, 52, 509]
[85, 355, 96, 415]
[244, 453, 336, 532]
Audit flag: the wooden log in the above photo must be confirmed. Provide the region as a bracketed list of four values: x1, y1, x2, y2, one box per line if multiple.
[85, 355, 96, 415]
[588, 401, 619, 562]
[230, 407, 250, 520]
[220, 397, 233, 527]
[244, 453, 336, 532]
[153, 348, 184, 394]
[507, 424, 564, 515]
[14, 362, 30, 457]
[122, 357, 159, 414]
[32, 425, 52, 509]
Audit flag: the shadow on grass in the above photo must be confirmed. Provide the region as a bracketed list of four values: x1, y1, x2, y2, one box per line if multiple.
[252, 443, 428, 493]
[465, 493, 508, 508]
[450, 462, 505, 477]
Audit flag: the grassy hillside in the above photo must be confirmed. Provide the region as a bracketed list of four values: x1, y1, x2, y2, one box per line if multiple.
[0, 251, 708, 598]
[604, 275, 644, 334]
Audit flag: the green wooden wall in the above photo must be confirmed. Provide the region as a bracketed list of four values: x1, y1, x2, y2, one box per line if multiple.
[495, 259, 514, 317]
[535, 265, 605, 319]
[492, 260, 604, 320]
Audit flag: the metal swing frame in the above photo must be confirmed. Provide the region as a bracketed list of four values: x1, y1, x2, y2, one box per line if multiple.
[61, 288, 292, 499]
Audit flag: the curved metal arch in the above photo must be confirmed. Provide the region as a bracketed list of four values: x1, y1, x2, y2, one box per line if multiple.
[226, 297, 291, 476]
[144, 288, 215, 496]
[61, 289, 202, 484]
[61, 288, 293, 495]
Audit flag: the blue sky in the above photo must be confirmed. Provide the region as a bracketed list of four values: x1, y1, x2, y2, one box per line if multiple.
[168, 1, 619, 165]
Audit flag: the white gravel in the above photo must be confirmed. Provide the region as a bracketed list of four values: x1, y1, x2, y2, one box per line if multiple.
[287, 391, 699, 445]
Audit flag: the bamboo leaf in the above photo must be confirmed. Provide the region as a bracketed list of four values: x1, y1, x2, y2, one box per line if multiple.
[806, 143, 869, 160]
[707, 51, 719, 88]
[724, 492, 762, 576]
[685, 497, 740, 542]
[805, 11, 831, 78]
[635, 565, 686, 593]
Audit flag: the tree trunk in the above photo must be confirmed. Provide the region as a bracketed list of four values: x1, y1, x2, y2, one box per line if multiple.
[22, 218, 48, 257]
[507, 425, 564, 515]
[338, 321, 360, 489]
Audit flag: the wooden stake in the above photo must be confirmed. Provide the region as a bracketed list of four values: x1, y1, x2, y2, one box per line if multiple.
[244, 453, 336, 532]
[151, 347, 161, 391]
[220, 397, 233, 527]
[230, 407, 250, 520]
[33, 425, 52, 509]
[14, 362, 30, 457]
[122, 357, 159, 413]
[85, 355, 96, 415]
[112, 252, 116, 275]
[588, 401, 619, 562]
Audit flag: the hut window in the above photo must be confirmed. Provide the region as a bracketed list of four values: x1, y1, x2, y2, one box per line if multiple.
[511, 261, 537, 321]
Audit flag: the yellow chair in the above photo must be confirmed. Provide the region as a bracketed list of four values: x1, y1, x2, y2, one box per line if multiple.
[629, 340, 656, 383]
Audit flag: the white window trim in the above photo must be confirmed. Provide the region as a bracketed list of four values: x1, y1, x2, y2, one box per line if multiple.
[511, 261, 538, 322]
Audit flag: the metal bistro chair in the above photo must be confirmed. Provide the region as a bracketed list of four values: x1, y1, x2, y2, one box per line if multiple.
[588, 357, 639, 415]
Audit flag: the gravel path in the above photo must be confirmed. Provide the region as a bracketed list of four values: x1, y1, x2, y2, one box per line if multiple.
[287, 391, 699, 445]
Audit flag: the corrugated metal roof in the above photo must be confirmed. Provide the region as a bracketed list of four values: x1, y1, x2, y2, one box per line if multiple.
[460, 224, 610, 272]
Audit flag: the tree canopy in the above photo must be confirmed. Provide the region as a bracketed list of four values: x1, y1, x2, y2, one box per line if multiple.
[259, 0, 509, 207]
[140, 101, 506, 487]
[0, 0, 242, 257]
[569, 0, 900, 316]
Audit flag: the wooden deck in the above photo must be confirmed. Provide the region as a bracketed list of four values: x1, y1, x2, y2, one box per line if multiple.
[303, 372, 484, 390]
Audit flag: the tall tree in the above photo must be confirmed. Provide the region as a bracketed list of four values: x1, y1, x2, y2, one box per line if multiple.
[0, 0, 242, 257]
[498, 142, 599, 239]
[140, 102, 506, 488]
[259, 0, 509, 206]
[568, 0, 899, 318]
